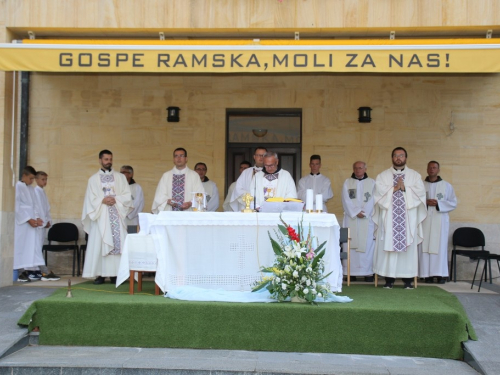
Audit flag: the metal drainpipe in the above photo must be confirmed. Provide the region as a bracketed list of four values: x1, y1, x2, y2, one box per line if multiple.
[19, 71, 29, 179]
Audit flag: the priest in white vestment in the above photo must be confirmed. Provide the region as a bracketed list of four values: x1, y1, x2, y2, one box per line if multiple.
[195, 162, 220, 212]
[120, 165, 145, 226]
[152, 148, 205, 213]
[14, 166, 45, 281]
[372, 147, 427, 289]
[223, 161, 251, 212]
[229, 146, 267, 211]
[341, 161, 375, 281]
[297, 155, 333, 212]
[82, 150, 133, 284]
[418, 161, 457, 283]
[250, 151, 297, 210]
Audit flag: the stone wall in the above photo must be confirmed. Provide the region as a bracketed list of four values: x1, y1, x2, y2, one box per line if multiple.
[27, 72, 500, 279]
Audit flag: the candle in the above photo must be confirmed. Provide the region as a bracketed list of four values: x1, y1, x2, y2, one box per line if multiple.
[306, 189, 314, 211]
[316, 194, 323, 211]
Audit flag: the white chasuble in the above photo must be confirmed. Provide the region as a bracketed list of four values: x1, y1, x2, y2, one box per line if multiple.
[152, 167, 205, 213]
[297, 174, 334, 212]
[14, 181, 45, 270]
[229, 166, 262, 212]
[372, 167, 427, 278]
[418, 179, 457, 278]
[82, 170, 132, 278]
[250, 169, 297, 209]
[341, 177, 375, 276]
[125, 183, 145, 226]
[202, 179, 220, 212]
[223, 181, 236, 212]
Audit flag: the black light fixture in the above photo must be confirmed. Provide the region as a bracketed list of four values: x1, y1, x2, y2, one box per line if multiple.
[167, 106, 180, 122]
[358, 107, 372, 123]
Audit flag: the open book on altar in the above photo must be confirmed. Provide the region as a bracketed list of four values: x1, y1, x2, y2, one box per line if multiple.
[259, 198, 305, 213]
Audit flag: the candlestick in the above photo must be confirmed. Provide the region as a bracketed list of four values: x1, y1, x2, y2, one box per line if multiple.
[316, 194, 323, 212]
[306, 189, 314, 211]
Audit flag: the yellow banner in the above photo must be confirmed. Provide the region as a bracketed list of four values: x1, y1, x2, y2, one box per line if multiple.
[1, 41, 500, 73]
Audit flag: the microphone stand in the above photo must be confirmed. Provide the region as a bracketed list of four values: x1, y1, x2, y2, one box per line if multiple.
[253, 167, 257, 211]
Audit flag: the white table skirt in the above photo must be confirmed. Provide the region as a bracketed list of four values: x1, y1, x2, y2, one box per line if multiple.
[117, 212, 342, 293]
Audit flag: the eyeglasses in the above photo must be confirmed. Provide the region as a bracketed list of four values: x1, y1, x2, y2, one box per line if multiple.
[393, 154, 406, 158]
[254, 154, 266, 157]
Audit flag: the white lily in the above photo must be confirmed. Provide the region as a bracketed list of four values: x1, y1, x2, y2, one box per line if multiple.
[291, 242, 307, 257]
[283, 246, 295, 258]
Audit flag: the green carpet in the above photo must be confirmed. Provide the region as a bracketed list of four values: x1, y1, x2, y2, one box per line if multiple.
[18, 282, 476, 359]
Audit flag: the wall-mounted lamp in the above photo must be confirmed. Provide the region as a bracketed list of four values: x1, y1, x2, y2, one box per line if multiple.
[167, 106, 180, 122]
[358, 107, 372, 123]
[252, 129, 268, 138]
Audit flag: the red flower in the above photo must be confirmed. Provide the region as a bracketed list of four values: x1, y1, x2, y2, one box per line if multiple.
[287, 226, 300, 242]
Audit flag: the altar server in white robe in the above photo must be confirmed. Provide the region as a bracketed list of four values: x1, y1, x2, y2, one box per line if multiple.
[14, 166, 45, 282]
[223, 160, 251, 212]
[250, 151, 297, 210]
[120, 165, 145, 226]
[418, 161, 457, 283]
[373, 147, 427, 289]
[229, 146, 267, 211]
[195, 162, 220, 212]
[34, 172, 52, 231]
[34, 171, 61, 280]
[341, 161, 375, 282]
[297, 155, 333, 212]
[82, 150, 132, 284]
[152, 148, 205, 213]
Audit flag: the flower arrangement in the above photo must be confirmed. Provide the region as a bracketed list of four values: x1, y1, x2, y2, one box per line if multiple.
[252, 215, 332, 304]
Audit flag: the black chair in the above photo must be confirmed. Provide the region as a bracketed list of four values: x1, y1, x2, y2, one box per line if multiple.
[43, 223, 80, 277]
[339, 228, 351, 286]
[79, 232, 88, 276]
[488, 254, 500, 275]
[477, 253, 500, 292]
[472, 250, 490, 292]
[450, 227, 492, 285]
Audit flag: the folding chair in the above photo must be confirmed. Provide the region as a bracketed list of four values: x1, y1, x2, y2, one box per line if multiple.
[450, 227, 491, 284]
[43, 223, 79, 277]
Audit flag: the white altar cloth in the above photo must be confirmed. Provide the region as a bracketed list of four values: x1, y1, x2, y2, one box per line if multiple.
[117, 211, 342, 293]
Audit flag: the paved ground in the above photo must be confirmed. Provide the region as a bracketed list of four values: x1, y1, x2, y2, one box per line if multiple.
[0, 276, 498, 375]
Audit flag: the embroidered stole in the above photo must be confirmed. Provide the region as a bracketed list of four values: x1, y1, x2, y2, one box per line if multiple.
[172, 174, 186, 211]
[392, 172, 407, 252]
[100, 173, 121, 255]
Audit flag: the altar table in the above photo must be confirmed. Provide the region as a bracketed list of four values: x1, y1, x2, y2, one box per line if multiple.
[117, 211, 342, 293]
